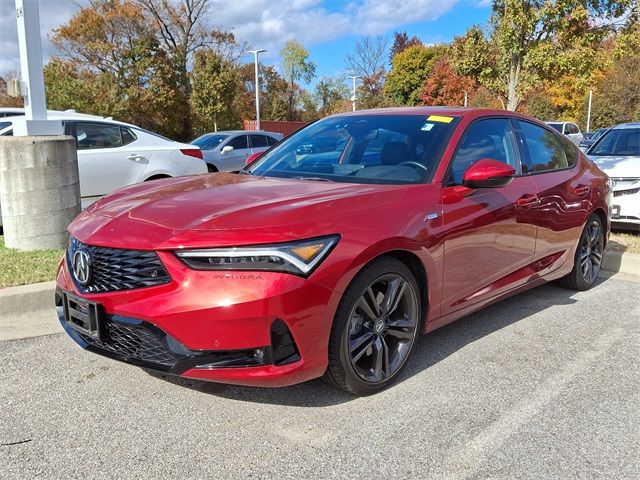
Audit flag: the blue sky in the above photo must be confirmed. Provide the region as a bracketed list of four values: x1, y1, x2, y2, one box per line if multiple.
[307, 3, 492, 80]
[0, 0, 492, 85]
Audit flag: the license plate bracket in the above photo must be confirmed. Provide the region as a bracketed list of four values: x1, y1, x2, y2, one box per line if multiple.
[611, 205, 621, 219]
[62, 291, 103, 341]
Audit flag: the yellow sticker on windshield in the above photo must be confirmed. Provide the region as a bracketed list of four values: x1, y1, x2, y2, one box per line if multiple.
[427, 115, 454, 123]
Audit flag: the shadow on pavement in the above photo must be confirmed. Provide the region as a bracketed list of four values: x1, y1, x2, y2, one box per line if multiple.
[146, 280, 594, 407]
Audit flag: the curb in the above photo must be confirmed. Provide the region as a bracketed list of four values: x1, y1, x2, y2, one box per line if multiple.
[601, 251, 640, 277]
[0, 281, 55, 317]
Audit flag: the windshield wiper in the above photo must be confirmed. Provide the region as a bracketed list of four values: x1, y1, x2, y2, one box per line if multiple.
[292, 176, 334, 182]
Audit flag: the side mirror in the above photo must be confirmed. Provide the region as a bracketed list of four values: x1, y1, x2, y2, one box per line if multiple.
[245, 152, 263, 166]
[462, 159, 515, 189]
[221, 145, 234, 154]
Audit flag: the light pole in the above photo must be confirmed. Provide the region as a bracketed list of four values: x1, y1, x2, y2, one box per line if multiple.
[586, 89, 593, 133]
[346, 75, 361, 111]
[247, 49, 266, 130]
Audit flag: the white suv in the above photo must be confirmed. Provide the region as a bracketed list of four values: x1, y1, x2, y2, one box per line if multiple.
[0, 112, 207, 226]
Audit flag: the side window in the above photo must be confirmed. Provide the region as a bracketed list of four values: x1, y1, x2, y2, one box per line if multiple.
[266, 135, 278, 146]
[227, 135, 248, 150]
[249, 134, 269, 148]
[447, 118, 518, 185]
[121, 127, 137, 146]
[75, 122, 123, 150]
[517, 121, 569, 173]
[556, 133, 579, 167]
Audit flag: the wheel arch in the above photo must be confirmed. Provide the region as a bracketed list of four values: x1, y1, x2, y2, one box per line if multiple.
[144, 173, 172, 182]
[592, 207, 608, 246]
[334, 244, 432, 330]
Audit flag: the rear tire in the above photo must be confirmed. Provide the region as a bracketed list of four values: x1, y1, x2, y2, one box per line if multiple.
[558, 213, 604, 291]
[323, 257, 421, 395]
[207, 164, 218, 173]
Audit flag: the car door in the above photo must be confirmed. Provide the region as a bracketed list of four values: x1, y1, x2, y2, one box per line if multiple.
[514, 120, 589, 275]
[72, 121, 146, 200]
[220, 134, 250, 171]
[441, 118, 538, 315]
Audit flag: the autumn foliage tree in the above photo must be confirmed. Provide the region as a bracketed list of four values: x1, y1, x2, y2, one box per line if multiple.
[385, 44, 448, 106]
[420, 57, 476, 107]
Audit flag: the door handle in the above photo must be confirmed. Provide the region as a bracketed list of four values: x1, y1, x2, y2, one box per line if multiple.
[516, 194, 540, 209]
[127, 154, 147, 163]
[574, 184, 591, 197]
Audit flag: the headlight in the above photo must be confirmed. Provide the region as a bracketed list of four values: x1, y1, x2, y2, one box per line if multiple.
[174, 235, 340, 276]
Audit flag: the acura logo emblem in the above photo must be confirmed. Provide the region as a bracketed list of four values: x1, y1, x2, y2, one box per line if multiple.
[72, 249, 92, 285]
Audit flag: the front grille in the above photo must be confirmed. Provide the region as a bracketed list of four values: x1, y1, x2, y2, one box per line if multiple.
[77, 320, 177, 367]
[68, 238, 170, 293]
[613, 187, 640, 197]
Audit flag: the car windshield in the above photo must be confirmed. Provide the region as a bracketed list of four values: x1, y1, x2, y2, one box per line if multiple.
[247, 114, 459, 184]
[192, 134, 229, 149]
[547, 123, 563, 133]
[592, 128, 607, 141]
[589, 128, 640, 156]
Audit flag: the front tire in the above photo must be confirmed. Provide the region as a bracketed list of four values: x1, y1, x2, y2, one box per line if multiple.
[558, 213, 604, 291]
[324, 257, 421, 395]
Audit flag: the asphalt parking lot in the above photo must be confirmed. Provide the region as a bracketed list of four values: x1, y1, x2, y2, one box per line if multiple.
[1, 276, 639, 480]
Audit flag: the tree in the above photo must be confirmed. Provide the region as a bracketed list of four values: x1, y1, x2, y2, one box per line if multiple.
[280, 40, 316, 120]
[450, 0, 634, 111]
[385, 44, 448, 105]
[345, 35, 389, 109]
[346, 35, 388, 78]
[190, 49, 240, 134]
[314, 76, 350, 117]
[236, 63, 289, 122]
[136, 0, 238, 138]
[389, 31, 422, 63]
[49, 0, 186, 139]
[420, 57, 476, 107]
[584, 26, 640, 128]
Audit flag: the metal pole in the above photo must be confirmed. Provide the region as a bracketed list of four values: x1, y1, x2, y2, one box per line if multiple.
[464, 91, 468, 107]
[346, 76, 361, 111]
[586, 89, 593, 133]
[247, 49, 266, 130]
[15, 0, 46, 120]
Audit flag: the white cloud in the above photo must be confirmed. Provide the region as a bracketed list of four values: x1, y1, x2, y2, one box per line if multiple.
[0, 0, 461, 75]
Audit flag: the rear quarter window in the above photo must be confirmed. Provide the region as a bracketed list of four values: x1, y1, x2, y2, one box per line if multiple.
[518, 121, 569, 173]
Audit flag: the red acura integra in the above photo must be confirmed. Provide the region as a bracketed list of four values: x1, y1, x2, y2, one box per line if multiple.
[56, 108, 610, 395]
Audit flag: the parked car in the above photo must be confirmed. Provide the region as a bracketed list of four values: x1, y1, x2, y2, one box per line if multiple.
[56, 107, 610, 395]
[579, 128, 609, 152]
[191, 130, 283, 172]
[587, 123, 640, 231]
[0, 112, 206, 226]
[546, 121, 584, 146]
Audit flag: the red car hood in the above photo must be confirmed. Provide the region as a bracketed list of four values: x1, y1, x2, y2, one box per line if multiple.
[70, 173, 407, 249]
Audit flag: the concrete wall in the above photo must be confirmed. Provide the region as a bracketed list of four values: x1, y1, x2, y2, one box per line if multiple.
[0, 136, 80, 250]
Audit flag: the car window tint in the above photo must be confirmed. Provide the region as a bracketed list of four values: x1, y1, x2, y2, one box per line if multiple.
[447, 118, 518, 185]
[121, 127, 137, 146]
[250, 134, 269, 148]
[75, 122, 123, 149]
[518, 121, 568, 173]
[556, 133, 579, 167]
[266, 135, 278, 146]
[589, 128, 640, 156]
[227, 135, 248, 149]
[547, 123, 563, 133]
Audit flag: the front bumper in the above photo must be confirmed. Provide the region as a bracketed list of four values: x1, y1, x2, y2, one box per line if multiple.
[56, 249, 341, 387]
[611, 190, 640, 231]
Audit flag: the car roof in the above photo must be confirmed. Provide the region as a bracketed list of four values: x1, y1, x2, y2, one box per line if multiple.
[0, 112, 139, 129]
[612, 123, 640, 130]
[330, 106, 542, 121]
